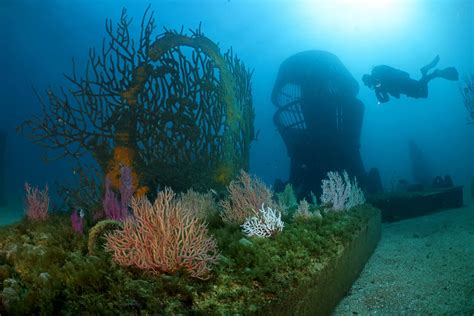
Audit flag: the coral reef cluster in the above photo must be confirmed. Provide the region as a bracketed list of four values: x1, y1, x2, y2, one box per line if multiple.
[0, 169, 374, 314]
[3, 6, 380, 315]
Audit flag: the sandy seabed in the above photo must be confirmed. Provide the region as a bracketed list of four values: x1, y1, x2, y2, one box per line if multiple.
[334, 203, 474, 315]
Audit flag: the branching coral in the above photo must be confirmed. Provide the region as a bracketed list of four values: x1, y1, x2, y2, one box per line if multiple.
[104, 188, 219, 280]
[241, 204, 284, 238]
[219, 170, 275, 225]
[320, 170, 365, 212]
[19, 6, 254, 193]
[24, 183, 49, 221]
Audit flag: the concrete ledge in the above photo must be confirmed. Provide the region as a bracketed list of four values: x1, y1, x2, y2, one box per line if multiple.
[259, 206, 381, 316]
[370, 186, 463, 222]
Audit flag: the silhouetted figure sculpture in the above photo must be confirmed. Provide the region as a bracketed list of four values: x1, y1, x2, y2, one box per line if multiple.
[362, 55, 459, 103]
[432, 175, 454, 189]
[0, 129, 6, 206]
[408, 140, 432, 187]
[366, 167, 383, 194]
[271, 50, 371, 198]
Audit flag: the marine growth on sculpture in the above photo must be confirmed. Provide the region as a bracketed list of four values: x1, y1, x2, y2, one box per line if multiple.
[19, 6, 255, 193]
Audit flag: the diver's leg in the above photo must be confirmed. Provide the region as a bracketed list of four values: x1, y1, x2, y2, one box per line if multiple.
[411, 81, 429, 98]
[420, 55, 440, 76]
[421, 67, 459, 84]
[419, 72, 437, 84]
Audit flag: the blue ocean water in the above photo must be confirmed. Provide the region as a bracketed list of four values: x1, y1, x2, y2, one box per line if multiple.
[0, 1, 473, 314]
[0, 0, 472, 221]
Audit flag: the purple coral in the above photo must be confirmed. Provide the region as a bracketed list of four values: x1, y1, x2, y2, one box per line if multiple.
[119, 166, 133, 215]
[103, 177, 124, 220]
[103, 166, 134, 221]
[70, 209, 84, 234]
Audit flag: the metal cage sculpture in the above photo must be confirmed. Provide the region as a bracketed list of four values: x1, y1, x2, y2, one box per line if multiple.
[271, 50, 365, 197]
[20, 7, 254, 193]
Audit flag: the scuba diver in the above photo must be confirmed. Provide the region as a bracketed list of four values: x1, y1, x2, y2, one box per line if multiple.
[362, 55, 459, 103]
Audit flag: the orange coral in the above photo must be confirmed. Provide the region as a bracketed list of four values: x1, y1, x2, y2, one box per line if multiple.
[134, 186, 149, 198]
[106, 146, 149, 197]
[106, 146, 135, 190]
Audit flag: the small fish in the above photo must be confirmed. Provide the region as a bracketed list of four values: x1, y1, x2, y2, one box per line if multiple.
[209, 189, 217, 196]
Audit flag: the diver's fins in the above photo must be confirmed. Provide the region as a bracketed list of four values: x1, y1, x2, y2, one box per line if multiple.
[421, 55, 440, 75]
[435, 67, 459, 81]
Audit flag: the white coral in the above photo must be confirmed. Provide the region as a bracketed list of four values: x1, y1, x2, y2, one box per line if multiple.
[320, 170, 365, 212]
[241, 204, 284, 238]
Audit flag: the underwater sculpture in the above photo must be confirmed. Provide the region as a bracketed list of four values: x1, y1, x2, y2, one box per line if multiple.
[0, 171, 380, 314]
[19, 6, 254, 194]
[271, 50, 367, 198]
[408, 140, 433, 187]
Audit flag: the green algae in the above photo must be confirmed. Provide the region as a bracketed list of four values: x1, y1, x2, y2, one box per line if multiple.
[0, 205, 376, 314]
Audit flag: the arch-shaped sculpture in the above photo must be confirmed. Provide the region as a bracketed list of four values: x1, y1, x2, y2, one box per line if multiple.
[20, 7, 254, 193]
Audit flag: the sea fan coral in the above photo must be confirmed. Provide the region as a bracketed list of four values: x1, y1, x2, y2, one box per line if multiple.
[220, 170, 275, 225]
[320, 170, 365, 212]
[24, 183, 49, 221]
[104, 188, 218, 279]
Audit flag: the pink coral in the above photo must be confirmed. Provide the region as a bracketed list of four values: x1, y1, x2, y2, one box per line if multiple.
[219, 170, 275, 225]
[104, 188, 219, 280]
[24, 183, 49, 221]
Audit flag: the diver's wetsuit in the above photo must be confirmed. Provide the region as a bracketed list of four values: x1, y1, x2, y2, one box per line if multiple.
[370, 65, 420, 103]
[363, 56, 458, 103]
